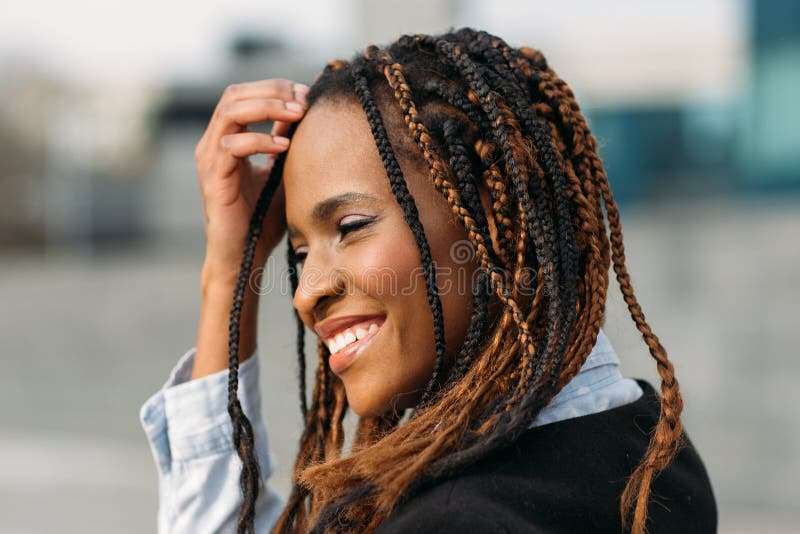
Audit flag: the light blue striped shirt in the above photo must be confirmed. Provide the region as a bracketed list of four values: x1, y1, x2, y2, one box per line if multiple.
[139, 329, 642, 533]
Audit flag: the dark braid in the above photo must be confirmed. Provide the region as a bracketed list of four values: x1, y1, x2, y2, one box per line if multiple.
[415, 78, 518, 266]
[439, 118, 492, 382]
[441, 118, 491, 241]
[350, 54, 448, 406]
[499, 43, 609, 390]
[456, 37, 576, 414]
[226, 145, 290, 533]
[287, 241, 308, 418]
[453, 32, 581, 406]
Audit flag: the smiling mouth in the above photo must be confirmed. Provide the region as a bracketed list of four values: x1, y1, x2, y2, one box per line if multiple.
[324, 317, 385, 355]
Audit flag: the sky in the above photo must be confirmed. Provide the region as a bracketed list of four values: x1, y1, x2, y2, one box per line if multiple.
[1, 0, 748, 102]
[0, 0, 356, 84]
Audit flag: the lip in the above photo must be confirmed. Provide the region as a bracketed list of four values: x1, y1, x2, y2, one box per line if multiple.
[327, 319, 384, 374]
[314, 313, 386, 340]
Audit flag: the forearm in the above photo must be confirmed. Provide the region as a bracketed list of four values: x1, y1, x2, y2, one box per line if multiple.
[193, 260, 260, 380]
[140, 346, 283, 533]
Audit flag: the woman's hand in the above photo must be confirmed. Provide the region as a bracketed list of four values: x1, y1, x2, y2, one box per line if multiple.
[192, 79, 308, 379]
[194, 79, 308, 285]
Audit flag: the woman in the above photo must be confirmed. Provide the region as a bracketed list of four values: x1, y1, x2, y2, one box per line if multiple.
[140, 28, 717, 533]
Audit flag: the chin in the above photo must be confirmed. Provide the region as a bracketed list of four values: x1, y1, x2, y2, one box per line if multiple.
[344, 382, 423, 418]
[343, 386, 391, 418]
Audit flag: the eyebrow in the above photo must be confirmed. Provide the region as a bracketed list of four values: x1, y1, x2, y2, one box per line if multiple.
[287, 192, 381, 238]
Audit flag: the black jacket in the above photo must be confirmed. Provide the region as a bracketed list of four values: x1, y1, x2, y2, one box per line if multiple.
[377, 379, 717, 533]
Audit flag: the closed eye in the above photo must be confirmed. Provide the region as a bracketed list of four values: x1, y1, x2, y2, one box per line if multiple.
[337, 215, 377, 237]
[289, 215, 378, 265]
[289, 248, 307, 265]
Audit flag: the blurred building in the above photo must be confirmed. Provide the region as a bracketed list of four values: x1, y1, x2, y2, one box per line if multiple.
[0, 65, 153, 251]
[586, 0, 800, 203]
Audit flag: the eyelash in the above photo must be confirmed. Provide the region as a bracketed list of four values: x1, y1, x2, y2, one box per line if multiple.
[291, 216, 377, 264]
[337, 216, 376, 236]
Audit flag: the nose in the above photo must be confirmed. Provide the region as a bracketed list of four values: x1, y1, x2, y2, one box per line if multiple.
[291, 250, 348, 323]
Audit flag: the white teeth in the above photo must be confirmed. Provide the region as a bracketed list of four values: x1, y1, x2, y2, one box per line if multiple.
[326, 322, 382, 354]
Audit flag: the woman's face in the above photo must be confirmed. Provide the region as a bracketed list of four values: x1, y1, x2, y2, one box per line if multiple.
[283, 98, 489, 417]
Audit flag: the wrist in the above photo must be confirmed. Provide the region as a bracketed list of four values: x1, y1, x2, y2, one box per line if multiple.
[201, 251, 268, 292]
[200, 261, 239, 293]
[200, 264, 264, 302]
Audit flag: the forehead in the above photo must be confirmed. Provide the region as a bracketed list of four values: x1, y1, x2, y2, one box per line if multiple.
[283, 99, 394, 227]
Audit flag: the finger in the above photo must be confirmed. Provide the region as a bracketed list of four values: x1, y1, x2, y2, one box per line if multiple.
[198, 80, 308, 160]
[271, 119, 292, 139]
[214, 80, 308, 123]
[215, 98, 304, 134]
[220, 131, 291, 159]
[219, 79, 300, 106]
[293, 83, 309, 107]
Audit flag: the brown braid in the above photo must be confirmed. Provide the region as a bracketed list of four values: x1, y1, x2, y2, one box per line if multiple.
[224, 27, 687, 534]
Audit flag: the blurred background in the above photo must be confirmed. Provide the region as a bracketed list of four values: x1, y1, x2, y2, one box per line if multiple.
[1, 0, 798, 532]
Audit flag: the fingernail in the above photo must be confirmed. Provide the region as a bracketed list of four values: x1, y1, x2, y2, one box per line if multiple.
[294, 83, 310, 94]
[273, 136, 290, 148]
[286, 101, 304, 113]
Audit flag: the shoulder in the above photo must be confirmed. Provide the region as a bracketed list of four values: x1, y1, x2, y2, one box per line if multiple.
[378, 379, 717, 533]
[375, 477, 536, 534]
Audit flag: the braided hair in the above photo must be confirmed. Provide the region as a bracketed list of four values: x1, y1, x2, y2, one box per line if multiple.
[224, 27, 685, 534]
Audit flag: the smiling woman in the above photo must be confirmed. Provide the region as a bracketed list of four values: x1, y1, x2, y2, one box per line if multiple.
[140, 27, 716, 534]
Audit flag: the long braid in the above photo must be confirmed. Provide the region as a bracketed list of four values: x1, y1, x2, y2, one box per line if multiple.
[514, 44, 686, 530]
[388, 32, 560, 423]
[516, 35, 685, 532]
[287, 242, 308, 418]
[226, 146, 289, 533]
[510, 47, 609, 386]
[438, 39, 568, 391]
[350, 54, 448, 407]
[415, 79, 516, 266]
[449, 29, 592, 411]
[597, 162, 685, 533]
[275, 341, 336, 532]
[440, 118, 492, 382]
[459, 33, 581, 406]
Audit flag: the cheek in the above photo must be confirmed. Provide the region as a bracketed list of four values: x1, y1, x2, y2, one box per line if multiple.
[430, 230, 476, 358]
[350, 221, 474, 359]
[340, 227, 437, 414]
[343, 225, 434, 351]
[347, 226, 424, 302]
